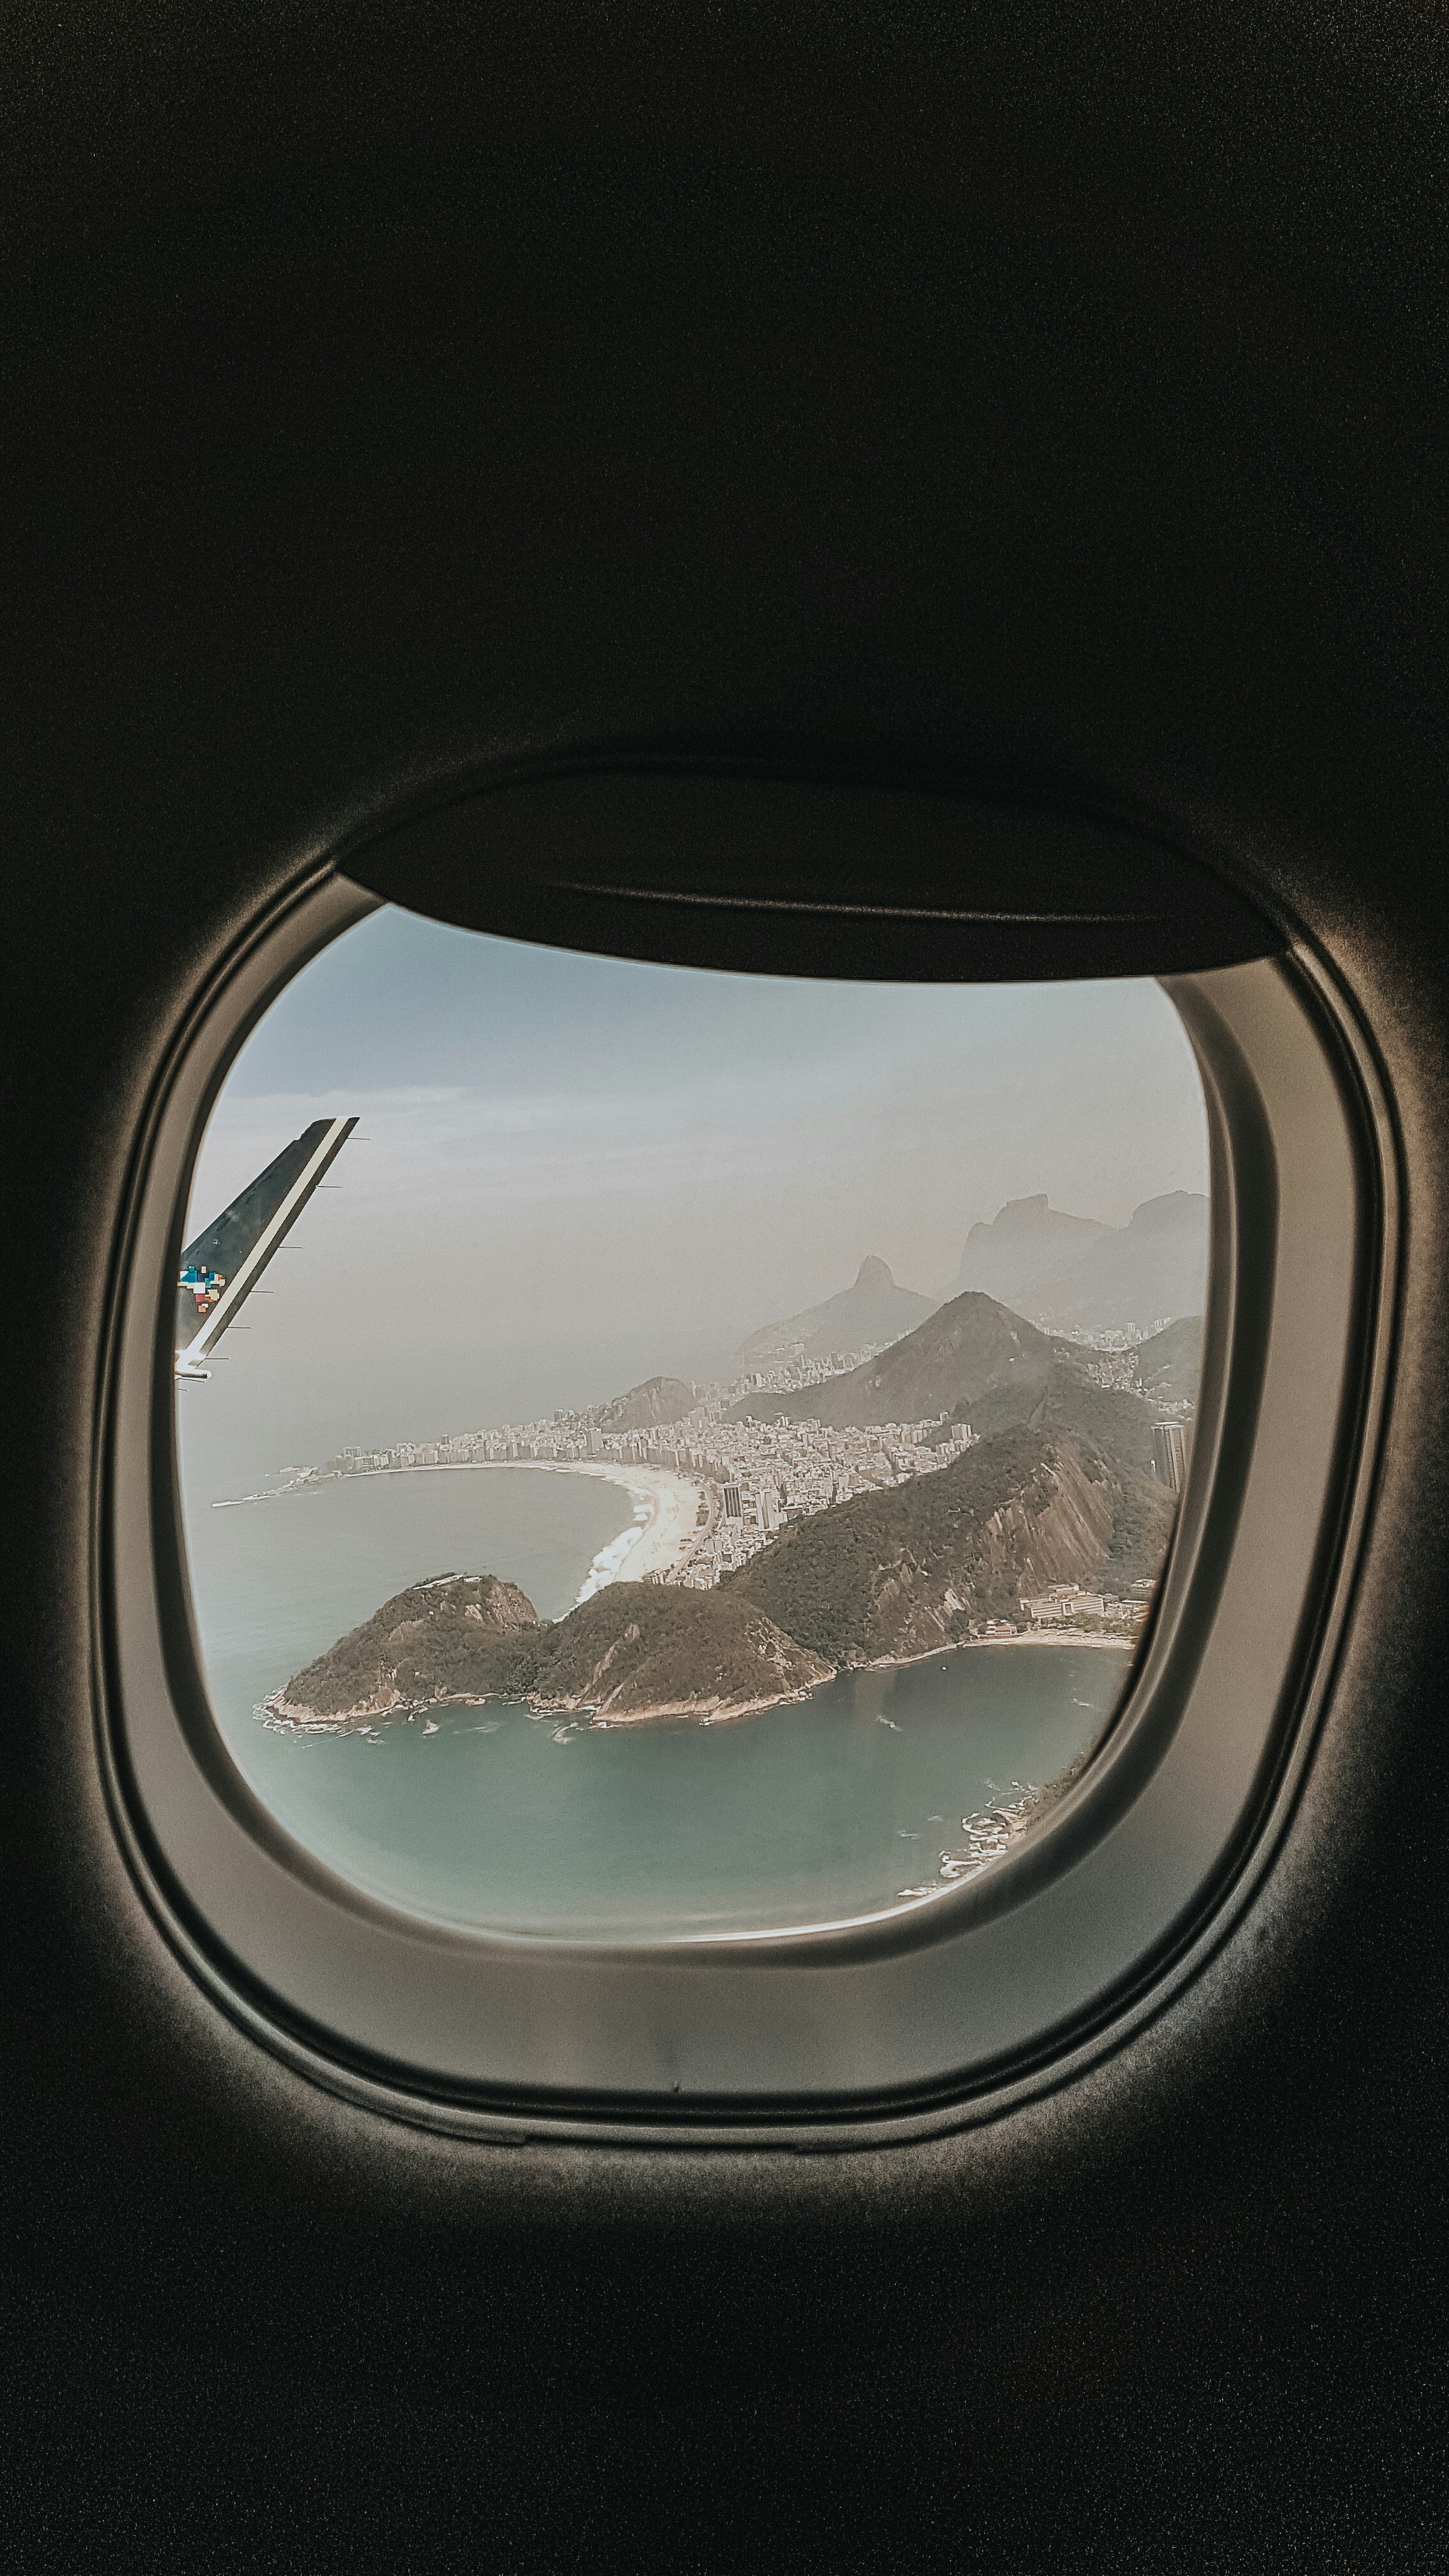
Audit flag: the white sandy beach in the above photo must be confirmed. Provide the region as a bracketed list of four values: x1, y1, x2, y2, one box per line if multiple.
[962, 1628, 1137, 1651]
[491, 1458, 705, 1594]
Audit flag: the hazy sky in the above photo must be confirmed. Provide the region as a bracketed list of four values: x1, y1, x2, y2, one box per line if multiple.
[181, 905, 1209, 1492]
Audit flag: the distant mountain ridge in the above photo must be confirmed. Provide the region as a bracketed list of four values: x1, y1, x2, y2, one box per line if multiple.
[953, 1196, 1109, 1305]
[735, 1283, 1204, 1488]
[1019, 1191, 1209, 1332]
[952, 1191, 1208, 1335]
[737, 1255, 938, 1363]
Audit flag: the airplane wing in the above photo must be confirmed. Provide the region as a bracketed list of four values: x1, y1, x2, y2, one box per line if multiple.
[176, 1115, 357, 1377]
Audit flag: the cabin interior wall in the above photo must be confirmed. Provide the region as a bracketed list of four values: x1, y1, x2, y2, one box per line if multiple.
[4, 6, 1449, 2565]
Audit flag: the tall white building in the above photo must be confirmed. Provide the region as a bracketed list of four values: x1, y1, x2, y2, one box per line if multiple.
[1152, 1421, 1190, 1495]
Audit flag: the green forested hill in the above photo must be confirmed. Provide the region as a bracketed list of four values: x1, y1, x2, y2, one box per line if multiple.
[275, 1573, 540, 1720]
[963, 1358, 1162, 1475]
[277, 1382, 1176, 1723]
[737, 1254, 938, 1362]
[595, 1375, 696, 1433]
[1135, 1315, 1204, 1405]
[742, 1290, 1056, 1429]
[275, 1573, 831, 1723]
[507, 1584, 831, 1718]
[728, 1424, 1169, 1667]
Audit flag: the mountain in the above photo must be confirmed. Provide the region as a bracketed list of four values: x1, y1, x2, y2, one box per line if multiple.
[744, 1289, 1057, 1430]
[1135, 1314, 1204, 1406]
[963, 1357, 1163, 1475]
[272, 1573, 540, 1721]
[737, 1256, 938, 1363]
[273, 1573, 830, 1725]
[500, 1585, 831, 1720]
[276, 1362, 1175, 1725]
[595, 1375, 696, 1434]
[730, 1422, 1172, 1669]
[951, 1196, 1109, 1305]
[1016, 1192, 1209, 1334]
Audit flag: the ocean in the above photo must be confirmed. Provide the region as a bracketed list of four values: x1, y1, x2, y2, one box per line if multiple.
[179, 1463, 1128, 1939]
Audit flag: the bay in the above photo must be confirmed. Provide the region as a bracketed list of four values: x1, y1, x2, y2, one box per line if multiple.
[181, 1463, 1128, 1940]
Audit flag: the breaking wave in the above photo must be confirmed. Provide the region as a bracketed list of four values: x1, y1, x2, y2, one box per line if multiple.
[575, 1503, 650, 1603]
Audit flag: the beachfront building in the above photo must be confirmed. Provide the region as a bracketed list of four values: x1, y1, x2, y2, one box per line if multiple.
[1020, 1584, 1109, 1624]
[310, 1356, 990, 1596]
[1151, 1419, 1190, 1495]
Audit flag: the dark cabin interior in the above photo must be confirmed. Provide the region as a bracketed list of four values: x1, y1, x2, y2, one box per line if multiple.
[4, 12, 1448, 2568]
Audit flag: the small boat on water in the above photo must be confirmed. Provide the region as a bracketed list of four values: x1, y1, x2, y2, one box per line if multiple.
[422, 1718, 439, 1735]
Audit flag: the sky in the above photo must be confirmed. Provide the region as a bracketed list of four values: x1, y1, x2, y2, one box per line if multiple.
[180, 905, 1209, 1497]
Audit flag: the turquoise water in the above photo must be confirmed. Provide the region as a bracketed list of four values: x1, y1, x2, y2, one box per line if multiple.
[180, 1465, 1128, 1938]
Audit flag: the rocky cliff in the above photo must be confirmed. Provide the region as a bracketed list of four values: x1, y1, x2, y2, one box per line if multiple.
[951, 1194, 1109, 1305]
[270, 1573, 539, 1722]
[272, 1573, 830, 1725]
[728, 1426, 1162, 1668]
[1016, 1191, 1209, 1334]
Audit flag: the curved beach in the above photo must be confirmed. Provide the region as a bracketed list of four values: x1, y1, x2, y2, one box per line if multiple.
[495, 1458, 705, 1593]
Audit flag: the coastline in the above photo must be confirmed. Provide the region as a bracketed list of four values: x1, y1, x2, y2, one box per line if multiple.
[586, 1628, 1135, 1722]
[509, 1460, 704, 1593]
[267, 1625, 1135, 1734]
[954, 1628, 1135, 1653]
[228, 1456, 707, 1594]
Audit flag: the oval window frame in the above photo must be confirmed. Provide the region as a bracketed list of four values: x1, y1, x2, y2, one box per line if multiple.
[96, 777, 1397, 2147]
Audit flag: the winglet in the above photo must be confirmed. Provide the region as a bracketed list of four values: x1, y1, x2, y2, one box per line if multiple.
[176, 1116, 357, 1375]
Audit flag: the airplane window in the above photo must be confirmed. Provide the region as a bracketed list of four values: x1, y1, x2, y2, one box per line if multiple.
[174, 906, 1209, 1939]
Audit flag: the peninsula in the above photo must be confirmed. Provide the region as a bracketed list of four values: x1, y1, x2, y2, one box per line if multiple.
[268, 1270, 1197, 1727]
[271, 1412, 1170, 1729]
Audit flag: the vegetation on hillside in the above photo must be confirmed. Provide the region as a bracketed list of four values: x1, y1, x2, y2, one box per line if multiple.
[505, 1584, 831, 1718]
[595, 1375, 695, 1433]
[275, 1575, 830, 1723]
[726, 1426, 1157, 1666]
[964, 1357, 1162, 1474]
[1135, 1315, 1204, 1406]
[276, 1354, 1179, 1722]
[277, 1573, 539, 1719]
